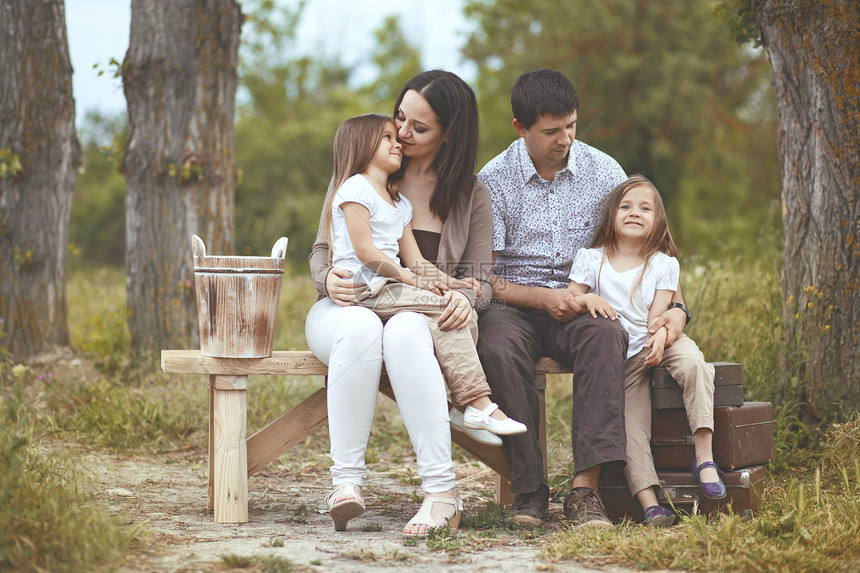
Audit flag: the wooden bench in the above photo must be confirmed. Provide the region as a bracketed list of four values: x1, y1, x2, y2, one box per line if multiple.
[161, 349, 570, 523]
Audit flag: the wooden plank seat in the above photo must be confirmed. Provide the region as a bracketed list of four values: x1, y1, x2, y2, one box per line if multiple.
[161, 349, 570, 523]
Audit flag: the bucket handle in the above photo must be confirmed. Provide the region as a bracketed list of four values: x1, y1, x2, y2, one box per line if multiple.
[271, 237, 289, 259]
[192, 235, 206, 260]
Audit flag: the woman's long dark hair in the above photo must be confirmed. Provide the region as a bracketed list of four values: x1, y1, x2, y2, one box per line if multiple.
[390, 70, 479, 221]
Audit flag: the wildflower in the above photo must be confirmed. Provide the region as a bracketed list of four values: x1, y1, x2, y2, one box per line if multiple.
[11, 364, 29, 378]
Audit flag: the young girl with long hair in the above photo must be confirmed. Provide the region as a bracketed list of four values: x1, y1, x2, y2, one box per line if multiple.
[320, 113, 525, 533]
[566, 174, 724, 527]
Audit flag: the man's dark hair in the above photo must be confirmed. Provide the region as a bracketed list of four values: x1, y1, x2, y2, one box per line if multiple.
[511, 68, 580, 129]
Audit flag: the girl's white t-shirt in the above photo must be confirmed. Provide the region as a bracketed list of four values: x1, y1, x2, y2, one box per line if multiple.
[569, 246, 679, 359]
[330, 173, 413, 289]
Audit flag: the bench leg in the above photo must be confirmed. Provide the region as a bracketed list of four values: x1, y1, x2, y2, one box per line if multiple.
[210, 375, 248, 523]
[495, 475, 514, 506]
[208, 383, 215, 513]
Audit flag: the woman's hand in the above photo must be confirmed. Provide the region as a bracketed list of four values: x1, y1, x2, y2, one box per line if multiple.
[438, 290, 474, 331]
[325, 267, 365, 306]
[461, 276, 483, 298]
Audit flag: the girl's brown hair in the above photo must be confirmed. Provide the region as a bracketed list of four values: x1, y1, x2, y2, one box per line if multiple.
[590, 174, 677, 300]
[321, 113, 396, 254]
[390, 70, 479, 221]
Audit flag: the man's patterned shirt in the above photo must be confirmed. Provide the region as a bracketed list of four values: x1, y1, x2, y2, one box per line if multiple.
[478, 138, 626, 289]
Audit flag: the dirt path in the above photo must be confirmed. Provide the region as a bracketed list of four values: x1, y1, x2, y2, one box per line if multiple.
[86, 448, 630, 572]
[29, 350, 639, 572]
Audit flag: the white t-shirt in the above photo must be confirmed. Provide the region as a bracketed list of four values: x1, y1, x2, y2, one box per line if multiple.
[330, 173, 413, 288]
[569, 246, 679, 359]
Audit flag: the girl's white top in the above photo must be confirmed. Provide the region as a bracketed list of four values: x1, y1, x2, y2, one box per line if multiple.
[330, 173, 413, 289]
[569, 246, 679, 359]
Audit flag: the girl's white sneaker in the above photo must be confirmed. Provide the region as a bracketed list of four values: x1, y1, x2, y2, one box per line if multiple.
[463, 403, 527, 436]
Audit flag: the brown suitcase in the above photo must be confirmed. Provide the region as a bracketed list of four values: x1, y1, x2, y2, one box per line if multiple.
[651, 401, 774, 470]
[598, 464, 767, 522]
[652, 362, 744, 409]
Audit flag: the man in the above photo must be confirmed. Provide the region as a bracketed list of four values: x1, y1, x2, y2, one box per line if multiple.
[477, 69, 689, 528]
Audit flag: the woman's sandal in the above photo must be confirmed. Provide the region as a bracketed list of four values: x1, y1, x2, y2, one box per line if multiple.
[403, 495, 464, 537]
[325, 483, 365, 531]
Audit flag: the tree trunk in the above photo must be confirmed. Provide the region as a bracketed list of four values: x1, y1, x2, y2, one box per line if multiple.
[753, 0, 860, 417]
[0, 0, 80, 358]
[122, 0, 242, 365]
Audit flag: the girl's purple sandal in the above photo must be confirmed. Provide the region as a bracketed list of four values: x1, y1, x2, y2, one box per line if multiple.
[692, 459, 727, 499]
[643, 505, 678, 528]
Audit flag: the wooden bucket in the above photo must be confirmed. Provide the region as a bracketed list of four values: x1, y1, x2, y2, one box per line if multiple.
[192, 235, 288, 358]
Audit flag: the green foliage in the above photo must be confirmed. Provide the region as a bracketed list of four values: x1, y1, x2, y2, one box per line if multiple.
[463, 0, 779, 259]
[0, 147, 22, 179]
[47, 376, 204, 451]
[220, 553, 295, 572]
[234, 3, 421, 260]
[715, 0, 763, 47]
[68, 4, 424, 267]
[460, 501, 522, 532]
[69, 111, 128, 267]
[357, 15, 423, 104]
[67, 265, 131, 373]
[0, 378, 142, 571]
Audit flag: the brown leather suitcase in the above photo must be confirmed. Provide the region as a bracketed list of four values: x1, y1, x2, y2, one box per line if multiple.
[651, 401, 774, 470]
[598, 464, 767, 522]
[652, 362, 744, 409]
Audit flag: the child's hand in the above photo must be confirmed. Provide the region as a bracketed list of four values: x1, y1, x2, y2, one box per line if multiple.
[643, 327, 668, 366]
[412, 274, 448, 295]
[581, 293, 617, 320]
[413, 264, 471, 294]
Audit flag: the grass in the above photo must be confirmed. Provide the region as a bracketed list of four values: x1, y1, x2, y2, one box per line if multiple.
[7, 237, 860, 571]
[0, 377, 143, 572]
[541, 420, 860, 572]
[219, 553, 297, 572]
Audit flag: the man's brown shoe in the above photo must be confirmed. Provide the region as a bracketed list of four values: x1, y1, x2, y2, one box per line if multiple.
[563, 487, 612, 528]
[512, 484, 549, 526]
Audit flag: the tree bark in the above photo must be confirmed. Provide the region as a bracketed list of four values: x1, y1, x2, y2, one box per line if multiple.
[122, 0, 243, 365]
[753, 0, 860, 416]
[0, 0, 80, 358]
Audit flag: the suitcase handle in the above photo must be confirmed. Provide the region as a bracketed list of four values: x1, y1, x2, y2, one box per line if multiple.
[651, 435, 694, 446]
[658, 487, 699, 505]
[657, 469, 752, 503]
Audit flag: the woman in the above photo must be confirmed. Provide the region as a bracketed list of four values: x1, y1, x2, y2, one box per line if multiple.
[305, 70, 493, 536]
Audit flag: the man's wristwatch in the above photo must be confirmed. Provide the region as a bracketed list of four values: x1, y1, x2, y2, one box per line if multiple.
[667, 302, 692, 326]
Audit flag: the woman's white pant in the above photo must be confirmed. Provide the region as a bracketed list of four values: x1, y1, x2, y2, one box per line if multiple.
[305, 298, 455, 493]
